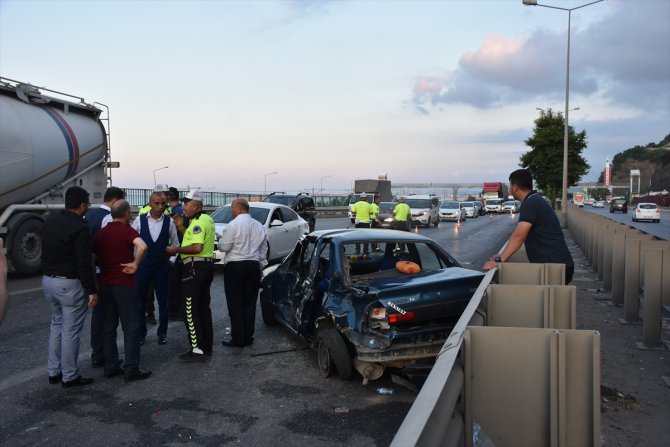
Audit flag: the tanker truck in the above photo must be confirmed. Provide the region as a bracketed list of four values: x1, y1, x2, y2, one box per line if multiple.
[0, 77, 113, 275]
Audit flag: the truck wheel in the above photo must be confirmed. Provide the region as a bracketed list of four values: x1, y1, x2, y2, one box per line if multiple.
[9, 218, 43, 275]
[316, 327, 353, 379]
[260, 291, 278, 326]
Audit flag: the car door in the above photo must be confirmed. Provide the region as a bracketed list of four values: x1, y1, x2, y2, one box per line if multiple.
[267, 206, 293, 258]
[270, 238, 316, 331]
[294, 239, 329, 339]
[280, 206, 304, 252]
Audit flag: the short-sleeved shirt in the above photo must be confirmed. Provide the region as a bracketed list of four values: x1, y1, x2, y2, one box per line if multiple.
[518, 191, 574, 267]
[370, 203, 379, 220]
[394, 203, 411, 221]
[352, 200, 371, 223]
[93, 221, 141, 286]
[181, 212, 215, 259]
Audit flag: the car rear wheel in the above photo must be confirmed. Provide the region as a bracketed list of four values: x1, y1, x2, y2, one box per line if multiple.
[316, 327, 353, 379]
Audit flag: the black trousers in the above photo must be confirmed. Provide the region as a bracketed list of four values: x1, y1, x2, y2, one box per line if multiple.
[182, 261, 214, 354]
[100, 284, 141, 374]
[223, 260, 261, 346]
[168, 259, 184, 318]
[90, 293, 105, 363]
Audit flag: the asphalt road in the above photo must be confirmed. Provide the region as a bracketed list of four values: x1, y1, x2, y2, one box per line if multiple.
[580, 205, 670, 241]
[0, 214, 517, 446]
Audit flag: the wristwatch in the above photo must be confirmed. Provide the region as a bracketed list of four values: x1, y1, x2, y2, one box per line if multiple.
[494, 256, 503, 263]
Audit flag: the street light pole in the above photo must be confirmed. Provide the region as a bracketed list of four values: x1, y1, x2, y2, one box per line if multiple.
[264, 171, 278, 196]
[320, 175, 332, 194]
[523, 0, 604, 226]
[153, 166, 169, 186]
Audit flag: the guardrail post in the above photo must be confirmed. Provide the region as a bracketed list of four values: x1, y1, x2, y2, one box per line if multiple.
[637, 249, 664, 349]
[610, 232, 627, 306]
[621, 235, 653, 324]
[602, 225, 615, 291]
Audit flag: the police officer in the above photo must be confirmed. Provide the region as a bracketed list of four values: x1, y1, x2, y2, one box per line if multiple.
[370, 195, 380, 228]
[393, 196, 411, 232]
[352, 192, 372, 254]
[165, 190, 215, 362]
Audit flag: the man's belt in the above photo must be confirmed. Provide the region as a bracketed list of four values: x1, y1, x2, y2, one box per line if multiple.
[183, 257, 213, 264]
[45, 274, 77, 280]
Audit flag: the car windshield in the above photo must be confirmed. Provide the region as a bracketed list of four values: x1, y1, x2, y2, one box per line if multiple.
[460, 202, 474, 208]
[405, 199, 431, 208]
[612, 199, 625, 205]
[487, 199, 503, 205]
[340, 240, 455, 279]
[504, 201, 515, 205]
[350, 194, 373, 204]
[211, 206, 270, 225]
[379, 202, 396, 213]
[639, 204, 657, 209]
[441, 201, 460, 209]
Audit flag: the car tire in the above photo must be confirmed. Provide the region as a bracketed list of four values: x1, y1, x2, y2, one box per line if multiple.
[316, 327, 353, 380]
[260, 291, 278, 326]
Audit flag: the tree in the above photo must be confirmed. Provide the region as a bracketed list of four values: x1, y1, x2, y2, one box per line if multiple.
[520, 109, 590, 208]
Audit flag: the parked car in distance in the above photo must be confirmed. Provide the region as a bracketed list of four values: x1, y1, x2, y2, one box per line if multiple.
[459, 201, 478, 218]
[593, 200, 605, 208]
[632, 203, 660, 222]
[212, 202, 308, 264]
[439, 201, 466, 222]
[378, 202, 396, 228]
[259, 229, 485, 383]
[263, 192, 316, 232]
[484, 198, 504, 214]
[610, 199, 628, 214]
[502, 200, 518, 214]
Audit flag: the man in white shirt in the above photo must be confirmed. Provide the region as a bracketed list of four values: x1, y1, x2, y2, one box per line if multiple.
[132, 192, 180, 345]
[218, 198, 268, 348]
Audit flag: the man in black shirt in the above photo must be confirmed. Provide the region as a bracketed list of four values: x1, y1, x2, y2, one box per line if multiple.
[483, 169, 574, 284]
[42, 186, 98, 387]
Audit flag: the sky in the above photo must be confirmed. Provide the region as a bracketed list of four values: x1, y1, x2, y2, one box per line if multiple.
[1, 0, 668, 194]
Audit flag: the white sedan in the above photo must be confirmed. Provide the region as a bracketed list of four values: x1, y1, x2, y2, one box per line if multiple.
[632, 203, 661, 223]
[212, 202, 309, 263]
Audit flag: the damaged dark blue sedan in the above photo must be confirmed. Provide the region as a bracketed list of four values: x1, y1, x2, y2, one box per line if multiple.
[259, 229, 484, 383]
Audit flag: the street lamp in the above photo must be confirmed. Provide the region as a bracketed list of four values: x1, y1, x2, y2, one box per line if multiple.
[523, 0, 604, 226]
[153, 166, 169, 186]
[264, 171, 278, 196]
[320, 175, 332, 194]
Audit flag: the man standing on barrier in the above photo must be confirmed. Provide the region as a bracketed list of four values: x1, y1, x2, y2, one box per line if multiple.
[165, 190, 215, 362]
[483, 168, 574, 284]
[219, 198, 268, 348]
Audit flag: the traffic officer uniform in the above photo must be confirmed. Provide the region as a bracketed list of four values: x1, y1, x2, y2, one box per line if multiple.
[352, 193, 372, 253]
[393, 198, 411, 232]
[370, 200, 380, 228]
[179, 208, 215, 361]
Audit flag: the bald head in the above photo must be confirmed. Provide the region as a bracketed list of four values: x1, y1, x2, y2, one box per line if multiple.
[231, 198, 249, 218]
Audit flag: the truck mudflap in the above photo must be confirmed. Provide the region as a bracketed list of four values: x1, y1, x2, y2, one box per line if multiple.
[354, 339, 445, 363]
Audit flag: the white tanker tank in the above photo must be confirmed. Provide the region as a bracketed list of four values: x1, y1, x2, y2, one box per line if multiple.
[0, 77, 113, 275]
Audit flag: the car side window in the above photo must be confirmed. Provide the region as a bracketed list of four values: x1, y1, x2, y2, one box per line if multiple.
[301, 239, 317, 275]
[415, 243, 445, 271]
[271, 209, 283, 223]
[282, 207, 299, 222]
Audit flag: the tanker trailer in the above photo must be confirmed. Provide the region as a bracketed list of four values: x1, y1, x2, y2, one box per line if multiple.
[0, 77, 112, 275]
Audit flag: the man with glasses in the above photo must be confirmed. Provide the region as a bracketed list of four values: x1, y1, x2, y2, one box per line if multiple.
[42, 186, 98, 387]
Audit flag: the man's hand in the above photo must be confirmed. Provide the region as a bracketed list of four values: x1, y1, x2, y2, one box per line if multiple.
[88, 293, 98, 308]
[483, 260, 499, 271]
[121, 262, 139, 275]
[165, 246, 179, 256]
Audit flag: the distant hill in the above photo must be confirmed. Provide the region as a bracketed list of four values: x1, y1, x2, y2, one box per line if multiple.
[601, 133, 670, 193]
